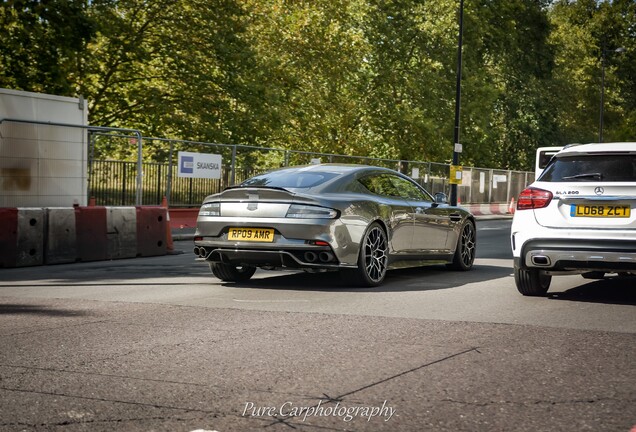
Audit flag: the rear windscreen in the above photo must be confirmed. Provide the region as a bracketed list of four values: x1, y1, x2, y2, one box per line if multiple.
[240, 171, 340, 188]
[539, 154, 636, 182]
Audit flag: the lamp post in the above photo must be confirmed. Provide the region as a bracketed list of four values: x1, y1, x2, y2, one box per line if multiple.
[599, 46, 625, 143]
[450, 0, 464, 206]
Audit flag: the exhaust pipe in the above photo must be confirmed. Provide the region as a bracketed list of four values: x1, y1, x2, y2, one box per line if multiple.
[194, 247, 208, 258]
[319, 251, 334, 262]
[531, 255, 550, 266]
[304, 251, 317, 263]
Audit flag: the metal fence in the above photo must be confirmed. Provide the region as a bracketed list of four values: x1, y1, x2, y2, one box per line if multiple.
[88, 133, 535, 207]
[0, 118, 534, 208]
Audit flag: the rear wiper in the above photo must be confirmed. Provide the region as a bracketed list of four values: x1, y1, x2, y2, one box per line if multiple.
[562, 172, 603, 180]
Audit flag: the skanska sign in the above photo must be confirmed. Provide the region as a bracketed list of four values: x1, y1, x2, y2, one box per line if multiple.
[178, 151, 222, 179]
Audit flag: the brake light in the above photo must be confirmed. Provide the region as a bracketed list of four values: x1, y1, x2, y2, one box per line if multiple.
[517, 187, 553, 210]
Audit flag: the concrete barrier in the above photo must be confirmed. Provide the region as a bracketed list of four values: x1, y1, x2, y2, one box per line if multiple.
[168, 208, 199, 229]
[1, 205, 173, 267]
[45, 208, 77, 264]
[0, 208, 19, 267]
[107, 207, 137, 259]
[136, 206, 167, 257]
[75, 206, 108, 262]
[16, 208, 45, 267]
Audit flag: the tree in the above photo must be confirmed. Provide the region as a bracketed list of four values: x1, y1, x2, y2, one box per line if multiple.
[548, 0, 636, 145]
[243, 0, 374, 157]
[0, 0, 95, 94]
[2, 0, 632, 170]
[84, 0, 269, 159]
[361, 0, 458, 162]
[458, 0, 557, 171]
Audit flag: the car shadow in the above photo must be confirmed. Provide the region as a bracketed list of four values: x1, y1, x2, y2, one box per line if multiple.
[0, 303, 93, 317]
[548, 276, 636, 306]
[230, 263, 513, 293]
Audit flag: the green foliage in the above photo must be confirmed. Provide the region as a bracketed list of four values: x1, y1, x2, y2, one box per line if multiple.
[548, 0, 636, 146]
[0, 0, 96, 93]
[1, 0, 634, 170]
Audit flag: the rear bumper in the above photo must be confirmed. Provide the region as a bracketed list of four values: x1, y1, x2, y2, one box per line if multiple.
[193, 243, 355, 269]
[516, 238, 636, 272]
[194, 217, 362, 266]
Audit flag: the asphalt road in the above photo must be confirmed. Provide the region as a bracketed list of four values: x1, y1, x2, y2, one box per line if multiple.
[0, 219, 634, 432]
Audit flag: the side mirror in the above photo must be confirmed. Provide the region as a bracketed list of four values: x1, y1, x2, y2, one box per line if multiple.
[434, 192, 448, 204]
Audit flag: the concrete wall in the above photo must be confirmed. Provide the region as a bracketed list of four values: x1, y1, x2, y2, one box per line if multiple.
[0, 88, 89, 207]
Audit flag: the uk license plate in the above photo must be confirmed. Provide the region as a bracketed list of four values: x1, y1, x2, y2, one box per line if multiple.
[570, 205, 631, 218]
[228, 227, 275, 242]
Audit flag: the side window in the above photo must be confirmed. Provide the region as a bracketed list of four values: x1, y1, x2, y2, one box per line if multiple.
[359, 174, 399, 197]
[359, 173, 432, 201]
[388, 175, 432, 202]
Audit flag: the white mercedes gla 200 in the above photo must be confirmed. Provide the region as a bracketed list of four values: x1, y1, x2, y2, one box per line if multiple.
[511, 142, 636, 296]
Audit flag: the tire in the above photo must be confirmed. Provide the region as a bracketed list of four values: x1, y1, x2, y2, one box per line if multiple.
[447, 219, 476, 271]
[514, 265, 551, 296]
[341, 222, 388, 287]
[209, 262, 256, 282]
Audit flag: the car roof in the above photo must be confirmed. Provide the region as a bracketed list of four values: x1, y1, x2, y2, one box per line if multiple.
[558, 142, 636, 156]
[264, 163, 397, 175]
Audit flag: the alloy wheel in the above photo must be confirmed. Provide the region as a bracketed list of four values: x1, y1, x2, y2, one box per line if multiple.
[459, 222, 476, 267]
[362, 224, 388, 283]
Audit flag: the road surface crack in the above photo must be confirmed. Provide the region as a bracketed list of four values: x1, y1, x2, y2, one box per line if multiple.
[0, 386, 216, 414]
[262, 346, 481, 429]
[0, 363, 211, 388]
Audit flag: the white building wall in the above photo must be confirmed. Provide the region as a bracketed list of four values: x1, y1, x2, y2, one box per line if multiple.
[0, 88, 88, 207]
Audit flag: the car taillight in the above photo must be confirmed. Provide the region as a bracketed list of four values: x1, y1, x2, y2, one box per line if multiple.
[517, 187, 553, 210]
[199, 202, 220, 216]
[286, 204, 338, 219]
